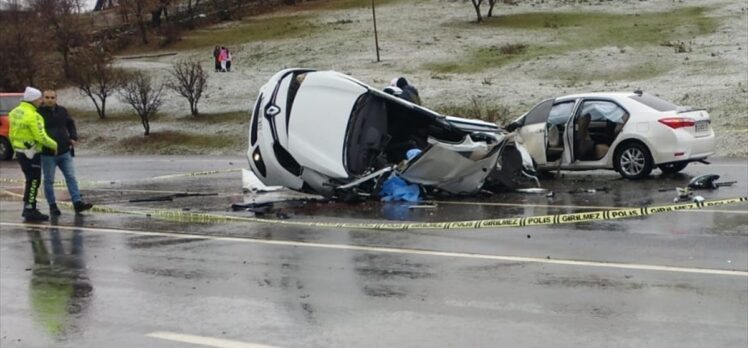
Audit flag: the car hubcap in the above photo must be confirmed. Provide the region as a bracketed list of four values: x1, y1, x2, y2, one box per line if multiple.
[620, 148, 645, 176]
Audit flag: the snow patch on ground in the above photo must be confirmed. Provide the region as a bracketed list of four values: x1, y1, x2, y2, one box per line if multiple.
[60, 0, 748, 156]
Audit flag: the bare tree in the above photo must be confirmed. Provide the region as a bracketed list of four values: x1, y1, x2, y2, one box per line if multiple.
[119, 0, 157, 44]
[487, 0, 497, 18]
[33, 0, 88, 79]
[0, 0, 43, 89]
[470, 0, 484, 23]
[119, 72, 163, 135]
[487, 0, 514, 18]
[167, 60, 208, 116]
[71, 51, 123, 119]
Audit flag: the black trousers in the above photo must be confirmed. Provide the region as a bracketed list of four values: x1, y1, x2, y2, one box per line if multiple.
[17, 153, 42, 210]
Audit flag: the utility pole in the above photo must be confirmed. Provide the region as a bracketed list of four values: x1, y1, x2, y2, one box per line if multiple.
[371, 0, 380, 62]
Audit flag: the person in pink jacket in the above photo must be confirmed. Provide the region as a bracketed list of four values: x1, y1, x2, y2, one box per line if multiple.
[218, 47, 228, 72]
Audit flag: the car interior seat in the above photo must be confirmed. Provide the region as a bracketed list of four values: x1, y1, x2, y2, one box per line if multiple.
[575, 113, 595, 160]
[546, 124, 564, 162]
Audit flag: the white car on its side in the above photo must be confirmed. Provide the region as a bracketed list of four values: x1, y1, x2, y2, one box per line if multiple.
[247, 69, 535, 198]
[508, 91, 715, 179]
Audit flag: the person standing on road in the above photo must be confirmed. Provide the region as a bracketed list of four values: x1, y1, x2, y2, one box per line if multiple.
[8, 87, 58, 222]
[38, 90, 93, 216]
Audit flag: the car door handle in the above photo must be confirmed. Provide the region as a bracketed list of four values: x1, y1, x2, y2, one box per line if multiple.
[535, 129, 544, 133]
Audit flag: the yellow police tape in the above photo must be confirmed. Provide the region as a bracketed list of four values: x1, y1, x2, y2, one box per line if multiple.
[3, 187, 744, 230]
[0, 168, 240, 188]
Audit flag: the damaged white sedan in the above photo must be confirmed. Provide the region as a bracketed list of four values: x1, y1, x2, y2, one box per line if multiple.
[247, 69, 534, 199]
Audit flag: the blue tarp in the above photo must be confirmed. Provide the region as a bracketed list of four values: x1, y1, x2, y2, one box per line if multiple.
[379, 174, 421, 202]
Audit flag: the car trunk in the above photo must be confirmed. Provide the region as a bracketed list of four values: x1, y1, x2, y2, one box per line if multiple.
[677, 108, 711, 138]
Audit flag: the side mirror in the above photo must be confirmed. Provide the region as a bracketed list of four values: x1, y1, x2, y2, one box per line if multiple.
[505, 121, 521, 132]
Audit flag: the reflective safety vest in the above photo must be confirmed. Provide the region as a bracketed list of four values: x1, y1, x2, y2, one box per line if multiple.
[8, 101, 57, 155]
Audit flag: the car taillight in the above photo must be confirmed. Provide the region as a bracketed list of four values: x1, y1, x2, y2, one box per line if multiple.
[658, 117, 695, 129]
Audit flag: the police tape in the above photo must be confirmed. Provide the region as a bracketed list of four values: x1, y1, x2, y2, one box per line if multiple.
[3, 187, 745, 230]
[0, 168, 240, 188]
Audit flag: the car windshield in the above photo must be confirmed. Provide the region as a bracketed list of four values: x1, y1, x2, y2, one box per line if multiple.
[629, 94, 678, 112]
[0, 95, 22, 114]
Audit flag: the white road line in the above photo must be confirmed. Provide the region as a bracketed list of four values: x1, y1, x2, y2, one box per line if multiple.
[147, 331, 281, 348]
[2, 222, 746, 277]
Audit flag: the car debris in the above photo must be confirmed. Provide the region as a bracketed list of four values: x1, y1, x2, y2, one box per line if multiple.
[568, 187, 609, 194]
[672, 187, 693, 202]
[408, 204, 437, 209]
[246, 69, 537, 201]
[688, 174, 736, 190]
[129, 192, 218, 203]
[242, 168, 282, 193]
[515, 188, 549, 194]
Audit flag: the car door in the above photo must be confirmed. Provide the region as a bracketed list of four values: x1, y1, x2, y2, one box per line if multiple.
[517, 99, 553, 166]
[545, 100, 577, 163]
[564, 99, 628, 164]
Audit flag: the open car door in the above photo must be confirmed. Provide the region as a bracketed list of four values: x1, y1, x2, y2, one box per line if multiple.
[517, 99, 554, 166]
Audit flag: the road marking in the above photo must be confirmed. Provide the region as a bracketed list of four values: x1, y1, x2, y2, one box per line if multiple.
[147, 331, 281, 348]
[433, 200, 748, 215]
[3, 222, 745, 277]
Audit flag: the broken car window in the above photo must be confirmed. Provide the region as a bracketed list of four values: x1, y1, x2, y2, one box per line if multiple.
[580, 101, 628, 123]
[548, 101, 575, 126]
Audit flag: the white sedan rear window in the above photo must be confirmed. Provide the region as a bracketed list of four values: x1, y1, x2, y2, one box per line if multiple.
[630, 94, 678, 112]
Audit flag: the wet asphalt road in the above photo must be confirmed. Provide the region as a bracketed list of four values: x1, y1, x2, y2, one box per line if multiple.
[1, 156, 746, 347]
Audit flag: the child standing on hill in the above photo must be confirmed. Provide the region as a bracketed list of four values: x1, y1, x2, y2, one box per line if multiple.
[226, 48, 232, 72]
[219, 47, 228, 72]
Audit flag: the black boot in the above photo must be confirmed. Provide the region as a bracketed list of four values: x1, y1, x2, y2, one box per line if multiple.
[49, 204, 61, 216]
[23, 209, 49, 222]
[74, 201, 93, 214]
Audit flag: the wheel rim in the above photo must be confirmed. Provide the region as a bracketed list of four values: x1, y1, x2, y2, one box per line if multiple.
[0, 142, 7, 158]
[620, 148, 645, 176]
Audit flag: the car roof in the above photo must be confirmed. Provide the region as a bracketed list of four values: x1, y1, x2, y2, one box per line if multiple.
[555, 92, 636, 101]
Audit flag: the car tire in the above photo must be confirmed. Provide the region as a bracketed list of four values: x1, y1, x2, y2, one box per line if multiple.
[0, 137, 12, 161]
[658, 162, 688, 174]
[614, 142, 653, 180]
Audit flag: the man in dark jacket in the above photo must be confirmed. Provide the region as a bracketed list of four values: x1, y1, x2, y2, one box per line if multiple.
[386, 77, 422, 106]
[38, 90, 93, 215]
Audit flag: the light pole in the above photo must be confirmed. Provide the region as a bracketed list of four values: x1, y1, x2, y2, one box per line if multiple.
[371, 0, 380, 62]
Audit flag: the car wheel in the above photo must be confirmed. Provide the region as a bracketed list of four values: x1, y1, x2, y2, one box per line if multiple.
[614, 142, 653, 180]
[658, 162, 688, 174]
[0, 137, 12, 161]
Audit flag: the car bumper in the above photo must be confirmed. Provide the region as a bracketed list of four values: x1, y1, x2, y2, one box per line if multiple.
[650, 128, 715, 164]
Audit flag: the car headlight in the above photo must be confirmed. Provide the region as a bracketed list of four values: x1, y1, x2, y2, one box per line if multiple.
[252, 148, 266, 177]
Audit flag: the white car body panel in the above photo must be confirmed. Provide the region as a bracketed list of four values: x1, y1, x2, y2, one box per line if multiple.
[287, 71, 367, 178]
